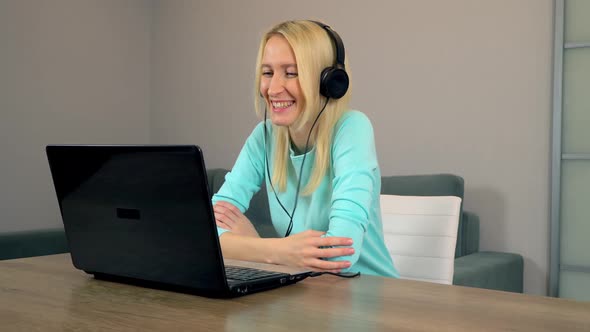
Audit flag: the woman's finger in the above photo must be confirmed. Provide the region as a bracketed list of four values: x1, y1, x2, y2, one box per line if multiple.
[307, 258, 351, 271]
[216, 220, 230, 230]
[215, 201, 242, 215]
[213, 205, 236, 221]
[214, 210, 236, 226]
[215, 203, 242, 220]
[311, 236, 353, 248]
[313, 247, 355, 259]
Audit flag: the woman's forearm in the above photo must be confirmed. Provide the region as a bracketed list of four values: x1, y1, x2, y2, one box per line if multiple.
[219, 230, 355, 271]
[219, 232, 279, 264]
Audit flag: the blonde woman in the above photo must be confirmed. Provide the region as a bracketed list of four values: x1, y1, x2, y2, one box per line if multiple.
[212, 20, 398, 278]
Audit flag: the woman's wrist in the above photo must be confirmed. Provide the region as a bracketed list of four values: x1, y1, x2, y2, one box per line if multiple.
[262, 237, 283, 265]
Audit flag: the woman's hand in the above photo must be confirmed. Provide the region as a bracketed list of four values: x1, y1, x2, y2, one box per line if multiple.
[214, 201, 260, 238]
[272, 230, 355, 273]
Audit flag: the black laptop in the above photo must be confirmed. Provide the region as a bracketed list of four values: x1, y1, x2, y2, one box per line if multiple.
[46, 144, 311, 298]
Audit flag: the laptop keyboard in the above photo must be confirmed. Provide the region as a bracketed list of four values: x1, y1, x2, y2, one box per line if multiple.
[225, 265, 288, 281]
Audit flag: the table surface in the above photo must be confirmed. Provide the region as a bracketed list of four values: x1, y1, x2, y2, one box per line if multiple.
[1, 254, 589, 331]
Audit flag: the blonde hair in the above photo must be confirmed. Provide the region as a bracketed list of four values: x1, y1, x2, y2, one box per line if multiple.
[254, 20, 352, 194]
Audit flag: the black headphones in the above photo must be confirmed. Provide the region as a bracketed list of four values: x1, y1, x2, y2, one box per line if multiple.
[311, 21, 349, 99]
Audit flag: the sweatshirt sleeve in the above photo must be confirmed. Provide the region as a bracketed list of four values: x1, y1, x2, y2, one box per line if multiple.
[212, 122, 267, 236]
[325, 111, 379, 266]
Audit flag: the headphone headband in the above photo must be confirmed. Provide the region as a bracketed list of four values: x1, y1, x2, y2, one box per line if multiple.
[310, 21, 345, 68]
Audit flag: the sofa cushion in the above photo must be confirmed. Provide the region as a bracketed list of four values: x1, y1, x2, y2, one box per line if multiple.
[453, 251, 524, 293]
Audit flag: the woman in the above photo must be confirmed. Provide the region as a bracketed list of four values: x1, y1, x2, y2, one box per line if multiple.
[212, 20, 398, 278]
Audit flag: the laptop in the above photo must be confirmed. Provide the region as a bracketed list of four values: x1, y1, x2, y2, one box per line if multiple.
[46, 144, 311, 298]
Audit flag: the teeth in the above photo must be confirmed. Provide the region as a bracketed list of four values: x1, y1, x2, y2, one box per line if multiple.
[272, 101, 294, 108]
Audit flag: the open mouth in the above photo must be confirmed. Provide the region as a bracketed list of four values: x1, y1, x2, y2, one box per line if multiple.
[271, 100, 295, 112]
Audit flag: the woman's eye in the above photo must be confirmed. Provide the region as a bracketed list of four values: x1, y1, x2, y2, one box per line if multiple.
[286, 72, 298, 78]
[262, 71, 273, 77]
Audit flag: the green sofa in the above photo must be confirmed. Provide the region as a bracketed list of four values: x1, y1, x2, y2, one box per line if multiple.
[0, 228, 68, 260]
[1, 169, 523, 293]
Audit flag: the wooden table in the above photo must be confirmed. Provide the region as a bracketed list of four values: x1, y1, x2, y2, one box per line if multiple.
[1, 254, 589, 331]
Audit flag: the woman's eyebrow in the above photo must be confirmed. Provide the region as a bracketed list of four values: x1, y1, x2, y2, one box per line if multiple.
[261, 63, 298, 69]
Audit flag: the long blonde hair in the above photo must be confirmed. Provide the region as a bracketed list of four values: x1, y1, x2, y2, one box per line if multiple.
[254, 20, 352, 195]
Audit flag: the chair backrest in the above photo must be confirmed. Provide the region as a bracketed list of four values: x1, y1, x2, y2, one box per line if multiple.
[380, 195, 461, 284]
[380, 174, 467, 258]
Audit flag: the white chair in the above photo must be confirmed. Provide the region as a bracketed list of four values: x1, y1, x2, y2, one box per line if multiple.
[380, 194, 462, 285]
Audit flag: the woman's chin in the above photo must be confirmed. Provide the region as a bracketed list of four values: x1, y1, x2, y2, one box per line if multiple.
[271, 121, 290, 127]
[270, 116, 296, 127]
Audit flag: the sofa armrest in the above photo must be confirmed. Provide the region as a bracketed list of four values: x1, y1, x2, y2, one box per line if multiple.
[457, 211, 480, 257]
[453, 251, 524, 293]
[0, 228, 68, 260]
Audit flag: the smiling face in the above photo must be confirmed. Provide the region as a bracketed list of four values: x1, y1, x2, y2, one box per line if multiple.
[259, 35, 304, 128]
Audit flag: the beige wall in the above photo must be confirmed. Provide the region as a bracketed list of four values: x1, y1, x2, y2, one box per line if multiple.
[151, 0, 553, 295]
[0, 0, 553, 295]
[0, 0, 151, 231]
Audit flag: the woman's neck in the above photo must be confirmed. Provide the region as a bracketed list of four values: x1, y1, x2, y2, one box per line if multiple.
[289, 123, 315, 155]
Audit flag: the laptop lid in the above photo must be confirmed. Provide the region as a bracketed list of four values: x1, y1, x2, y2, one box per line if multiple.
[46, 145, 239, 296]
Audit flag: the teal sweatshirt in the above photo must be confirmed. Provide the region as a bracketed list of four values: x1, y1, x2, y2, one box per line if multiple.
[212, 110, 398, 278]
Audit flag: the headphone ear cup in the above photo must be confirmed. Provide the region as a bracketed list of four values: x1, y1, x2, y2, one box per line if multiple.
[319, 66, 349, 99]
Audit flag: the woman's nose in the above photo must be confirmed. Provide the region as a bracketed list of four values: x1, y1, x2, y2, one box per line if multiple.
[268, 75, 285, 96]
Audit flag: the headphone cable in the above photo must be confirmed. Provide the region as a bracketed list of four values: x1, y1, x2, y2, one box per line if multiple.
[310, 271, 361, 278]
[263, 98, 330, 237]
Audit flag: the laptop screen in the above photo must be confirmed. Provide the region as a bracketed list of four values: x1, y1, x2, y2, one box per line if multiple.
[46, 145, 228, 291]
